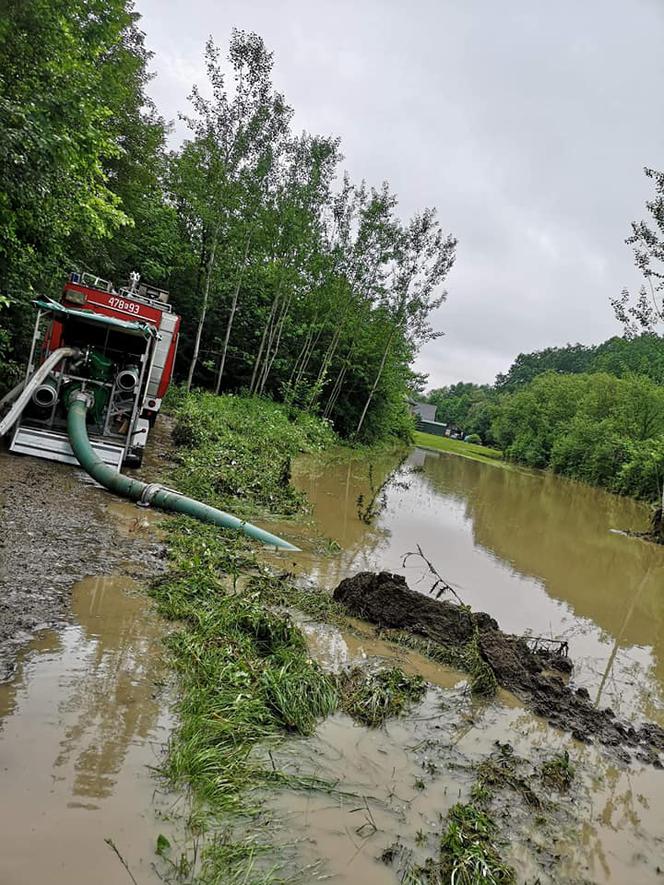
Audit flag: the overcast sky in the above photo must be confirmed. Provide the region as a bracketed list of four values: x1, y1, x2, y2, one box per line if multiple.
[136, 0, 664, 389]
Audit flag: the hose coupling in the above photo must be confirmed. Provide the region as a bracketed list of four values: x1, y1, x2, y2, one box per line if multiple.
[66, 388, 96, 410]
[137, 482, 182, 508]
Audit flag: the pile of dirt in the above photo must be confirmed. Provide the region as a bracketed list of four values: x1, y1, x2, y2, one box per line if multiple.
[334, 571, 664, 766]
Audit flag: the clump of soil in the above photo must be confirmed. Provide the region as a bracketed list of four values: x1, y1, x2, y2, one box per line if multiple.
[333, 571, 664, 766]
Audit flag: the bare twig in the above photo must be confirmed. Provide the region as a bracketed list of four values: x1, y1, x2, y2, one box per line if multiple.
[104, 838, 139, 885]
[401, 544, 465, 605]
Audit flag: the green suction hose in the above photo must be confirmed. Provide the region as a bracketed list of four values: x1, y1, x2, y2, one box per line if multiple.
[66, 390, 299, 551]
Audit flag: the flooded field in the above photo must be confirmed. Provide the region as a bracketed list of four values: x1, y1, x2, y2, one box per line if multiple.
[2, 440, 664, 883]
[260, 445, 664, 882]
[273, 447, 664, 725]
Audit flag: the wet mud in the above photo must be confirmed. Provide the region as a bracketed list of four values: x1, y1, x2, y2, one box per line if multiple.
[334, 571, 664, 765]
[0, 428, 170, 679]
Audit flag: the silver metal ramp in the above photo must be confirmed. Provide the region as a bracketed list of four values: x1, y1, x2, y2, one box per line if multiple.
[9, 425, 124, 470]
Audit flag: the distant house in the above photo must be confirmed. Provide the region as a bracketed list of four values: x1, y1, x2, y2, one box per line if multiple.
[407, 398, 448, 437]
[407, 399, 437, 423]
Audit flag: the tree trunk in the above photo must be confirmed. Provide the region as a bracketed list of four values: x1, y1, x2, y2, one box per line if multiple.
[249, 297, 278, 394]
[354, 332, 394, 438]
[323, 338, 357, 419]
[259, 293, 292, 395]
[185, 235, 218, 392]
[295, 328, 323, 385]
[214, 233, 251, 395]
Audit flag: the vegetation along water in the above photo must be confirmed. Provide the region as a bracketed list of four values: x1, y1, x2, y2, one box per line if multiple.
[2, 3, 664, 884]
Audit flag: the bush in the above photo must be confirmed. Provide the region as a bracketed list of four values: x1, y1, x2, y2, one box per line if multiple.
[464, 433, 482, 445]
[170, 392, 338, 516]
[492, 371, 664, 502]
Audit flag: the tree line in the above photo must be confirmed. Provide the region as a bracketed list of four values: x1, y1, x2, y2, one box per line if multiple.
[424, 336, 664, 503]
[0, 1, 456, 441]
[422, 161, 664, 508]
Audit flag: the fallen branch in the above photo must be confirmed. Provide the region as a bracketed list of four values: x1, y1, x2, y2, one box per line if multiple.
[402, 544, 465, 605]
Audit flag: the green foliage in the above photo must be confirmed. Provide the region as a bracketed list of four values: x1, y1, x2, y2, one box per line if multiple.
[0, 14, 452, 438]
[170, 392, 337, 516]
[496, 334, 664, 391]
[0, 0, 168, 391]
[426, 382, 496, 439]
[491, 371, 664, 501]
[337, 666, 426, 727]
[464, 433, 482, 445]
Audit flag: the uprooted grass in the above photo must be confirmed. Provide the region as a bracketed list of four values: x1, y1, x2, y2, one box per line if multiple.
[337, 666, 427, 727]
[540, 750, 575, 791]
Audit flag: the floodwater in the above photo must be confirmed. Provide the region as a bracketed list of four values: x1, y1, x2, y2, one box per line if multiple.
[272, 447, 664, 724]
[3, 440, 664, 883]
[0, 574, 175, 885]
[260, 445, 664, 883]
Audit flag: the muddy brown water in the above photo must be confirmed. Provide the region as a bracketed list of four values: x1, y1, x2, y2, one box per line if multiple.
[2, 441, 664, 883]
[0, 574, 178, 884]
[260, 446, 664, 882]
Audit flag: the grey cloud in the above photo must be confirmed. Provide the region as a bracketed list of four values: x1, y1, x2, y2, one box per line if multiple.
[137, 0, 664, 388]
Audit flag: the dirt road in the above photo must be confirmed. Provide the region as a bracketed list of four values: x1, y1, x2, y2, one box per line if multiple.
[0, 436, 168, 680]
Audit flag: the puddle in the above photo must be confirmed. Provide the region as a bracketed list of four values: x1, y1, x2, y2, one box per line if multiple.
[0, 575, 175, 885]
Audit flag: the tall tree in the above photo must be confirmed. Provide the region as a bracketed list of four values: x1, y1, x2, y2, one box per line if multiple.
[612, 167, 664, 336]
[612, 166, 664, 527]
[173, 31, 293, 390]
[355, 206, 456, 436]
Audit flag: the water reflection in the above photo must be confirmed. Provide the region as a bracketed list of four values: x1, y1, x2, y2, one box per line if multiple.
[275, 447, 664, 722]
[0, 575, 174, 884]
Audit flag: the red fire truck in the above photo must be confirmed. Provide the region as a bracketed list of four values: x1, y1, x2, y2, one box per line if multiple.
[9, 272, 181, 469]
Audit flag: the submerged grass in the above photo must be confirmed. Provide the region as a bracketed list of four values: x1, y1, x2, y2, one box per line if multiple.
[337, 666, 426, 727]
[379, 628, 498, 697]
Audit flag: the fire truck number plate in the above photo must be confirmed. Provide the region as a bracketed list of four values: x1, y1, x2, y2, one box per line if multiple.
[108, 297, 141, 315]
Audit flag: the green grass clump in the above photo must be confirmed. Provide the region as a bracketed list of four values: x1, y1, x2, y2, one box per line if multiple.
[437, 803, 515, 885]
[153, 536, 339, 814]
[403, 802, 514, 885]
[413, 431, 503, 464]
[540, 750, 575, 791]
[337, 666, 426, 727]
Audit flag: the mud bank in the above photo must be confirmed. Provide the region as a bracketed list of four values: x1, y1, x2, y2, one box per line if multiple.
[334, 571, 664, 765]
[0, 446, 165, 680]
